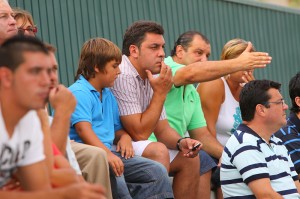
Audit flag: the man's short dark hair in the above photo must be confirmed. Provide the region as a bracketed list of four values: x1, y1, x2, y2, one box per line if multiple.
[289, 72, 300, 114]
[240, 80, 281, 121]
[170, 31, 210, 57]
[122, 20, 164, 56]
[0, 35, 48, 71]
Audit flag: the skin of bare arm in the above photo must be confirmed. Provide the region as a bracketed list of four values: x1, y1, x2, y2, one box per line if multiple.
[173, 43, 271, 86]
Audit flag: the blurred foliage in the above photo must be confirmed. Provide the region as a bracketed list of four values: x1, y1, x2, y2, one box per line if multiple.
[289, 0, 300, 7]
[258, 0, 300, 8]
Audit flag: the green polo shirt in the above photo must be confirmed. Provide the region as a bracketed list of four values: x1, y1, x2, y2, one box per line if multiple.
[149, 56, 207, 141]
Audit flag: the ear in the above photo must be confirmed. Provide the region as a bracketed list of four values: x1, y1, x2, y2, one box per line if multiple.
[0, 67, 13, 88]
[175, 45, 184, 59]
[255, 104, 266, 117]
[94, 65, 100, 73]
[295, 96, 300, 108]
[129, 45, 139, 58]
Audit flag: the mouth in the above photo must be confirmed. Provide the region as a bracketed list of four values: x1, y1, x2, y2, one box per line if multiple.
[38, 91, 49, 99]
[8, 28, 17, 33]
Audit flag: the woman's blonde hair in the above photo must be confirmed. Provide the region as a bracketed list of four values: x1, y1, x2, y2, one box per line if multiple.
[221, 38, 256, 60]
[13, 8, 35, 28]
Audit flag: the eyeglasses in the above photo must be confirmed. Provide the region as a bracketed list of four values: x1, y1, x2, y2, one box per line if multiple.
[18, 26, 38, 34]
[264, 99, 285, 107]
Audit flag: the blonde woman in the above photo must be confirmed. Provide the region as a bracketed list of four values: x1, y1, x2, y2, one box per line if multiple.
[197, 38, 255, 199]
[13, 8, 37, 36]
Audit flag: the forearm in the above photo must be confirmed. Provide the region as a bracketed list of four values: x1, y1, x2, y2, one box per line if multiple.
[114, 129, 129, 144]
[42, 123, 54, 174]
[156, 132, 180, 150]
[51, 111, 72, 154]
[154, 121, 181, 150]
[174, 59, 240, 86]
[190, 129, 223, 158]
[51, 168, 79, 187]
[76, 127, 111, 154]
[132, 93, 166, 140]
[0, 191, 57, 199]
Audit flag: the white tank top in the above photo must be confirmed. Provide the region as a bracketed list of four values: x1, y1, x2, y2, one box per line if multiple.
[215, 77, 242, 146]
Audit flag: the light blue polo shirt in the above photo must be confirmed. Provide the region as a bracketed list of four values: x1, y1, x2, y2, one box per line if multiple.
[69, 75, 123, 150]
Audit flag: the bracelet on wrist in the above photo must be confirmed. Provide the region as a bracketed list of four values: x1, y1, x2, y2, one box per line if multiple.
[176, 137, 189, 151]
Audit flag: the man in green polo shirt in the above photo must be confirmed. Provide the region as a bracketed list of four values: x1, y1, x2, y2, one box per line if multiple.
[149, 31, 223, 199]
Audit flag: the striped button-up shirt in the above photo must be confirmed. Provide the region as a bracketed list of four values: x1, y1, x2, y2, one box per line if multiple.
[111, 55, 166, 120]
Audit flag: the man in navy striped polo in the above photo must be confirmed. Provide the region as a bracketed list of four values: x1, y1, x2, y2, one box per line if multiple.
[275, 72, 300, 178]
[221, 80, 300, 198]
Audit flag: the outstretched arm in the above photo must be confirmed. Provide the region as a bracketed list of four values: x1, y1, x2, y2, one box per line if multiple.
[173, 42, 271, 86]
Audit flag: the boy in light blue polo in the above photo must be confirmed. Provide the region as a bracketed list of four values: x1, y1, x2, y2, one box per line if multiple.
[69, 38, 173, 199]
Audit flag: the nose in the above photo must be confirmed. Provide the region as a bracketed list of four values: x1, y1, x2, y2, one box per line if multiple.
[41, 70, 51, 87]
[116, 65, 121, 75]
[200, 55, 208, 62]
[49, 70, 57, 83]
[158, 47, 165, 58]
[9, 14, 16, 26]
[283, 102, 289, 110]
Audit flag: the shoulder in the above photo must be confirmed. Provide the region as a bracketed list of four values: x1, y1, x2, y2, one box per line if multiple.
[18, 111, 43, 137]
[197, 78, 225, 102]
[226, 130, 259, 150]
[198, 78, 224, 91]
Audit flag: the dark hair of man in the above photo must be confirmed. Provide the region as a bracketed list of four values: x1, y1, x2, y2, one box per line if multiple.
[170, 31, 210, 57]
[75, 38, 121, 80]
[0, 35, 48, 71]
[122, 20, 164, 56]
[239, 80, 281, 121]
[289, 72, 300, 114]
[44, 43, 56, 53]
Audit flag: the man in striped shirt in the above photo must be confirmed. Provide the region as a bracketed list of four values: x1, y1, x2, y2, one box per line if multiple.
[111, 21, 202, 199]
[275, 72, 300, 178]
[221, 80, 300, 198]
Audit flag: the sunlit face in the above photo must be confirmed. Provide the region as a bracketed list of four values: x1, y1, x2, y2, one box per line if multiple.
[181, 35, 211, 65]
[48, 51, 58, 89]
[98, 60, 121, 88]
[16, 18, 36, 37]
[10, 52, 51, 111]
[136, 33, 165, 75]
[264, 88, 288, 130]
[0, 2, 17, 44]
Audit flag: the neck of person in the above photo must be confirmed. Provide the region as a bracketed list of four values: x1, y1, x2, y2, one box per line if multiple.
[0, 96, 28, 137]
[172, 55, 185, 65]
[128, 56, 147, 80]
[89, 76, 104, 92]
[296, 111, 300, 120]
[246, 122, 273, 144]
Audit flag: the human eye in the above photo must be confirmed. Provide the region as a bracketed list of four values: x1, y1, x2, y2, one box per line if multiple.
[51, 66, 58, 72]
[195, 50, 203, 56]
[0, 13, 8, 19]
[29, 67, 42, 75]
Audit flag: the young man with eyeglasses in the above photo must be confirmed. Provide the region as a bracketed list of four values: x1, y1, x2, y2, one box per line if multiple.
[221, 80, 300, 198]
[275, 72, 300, 178]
